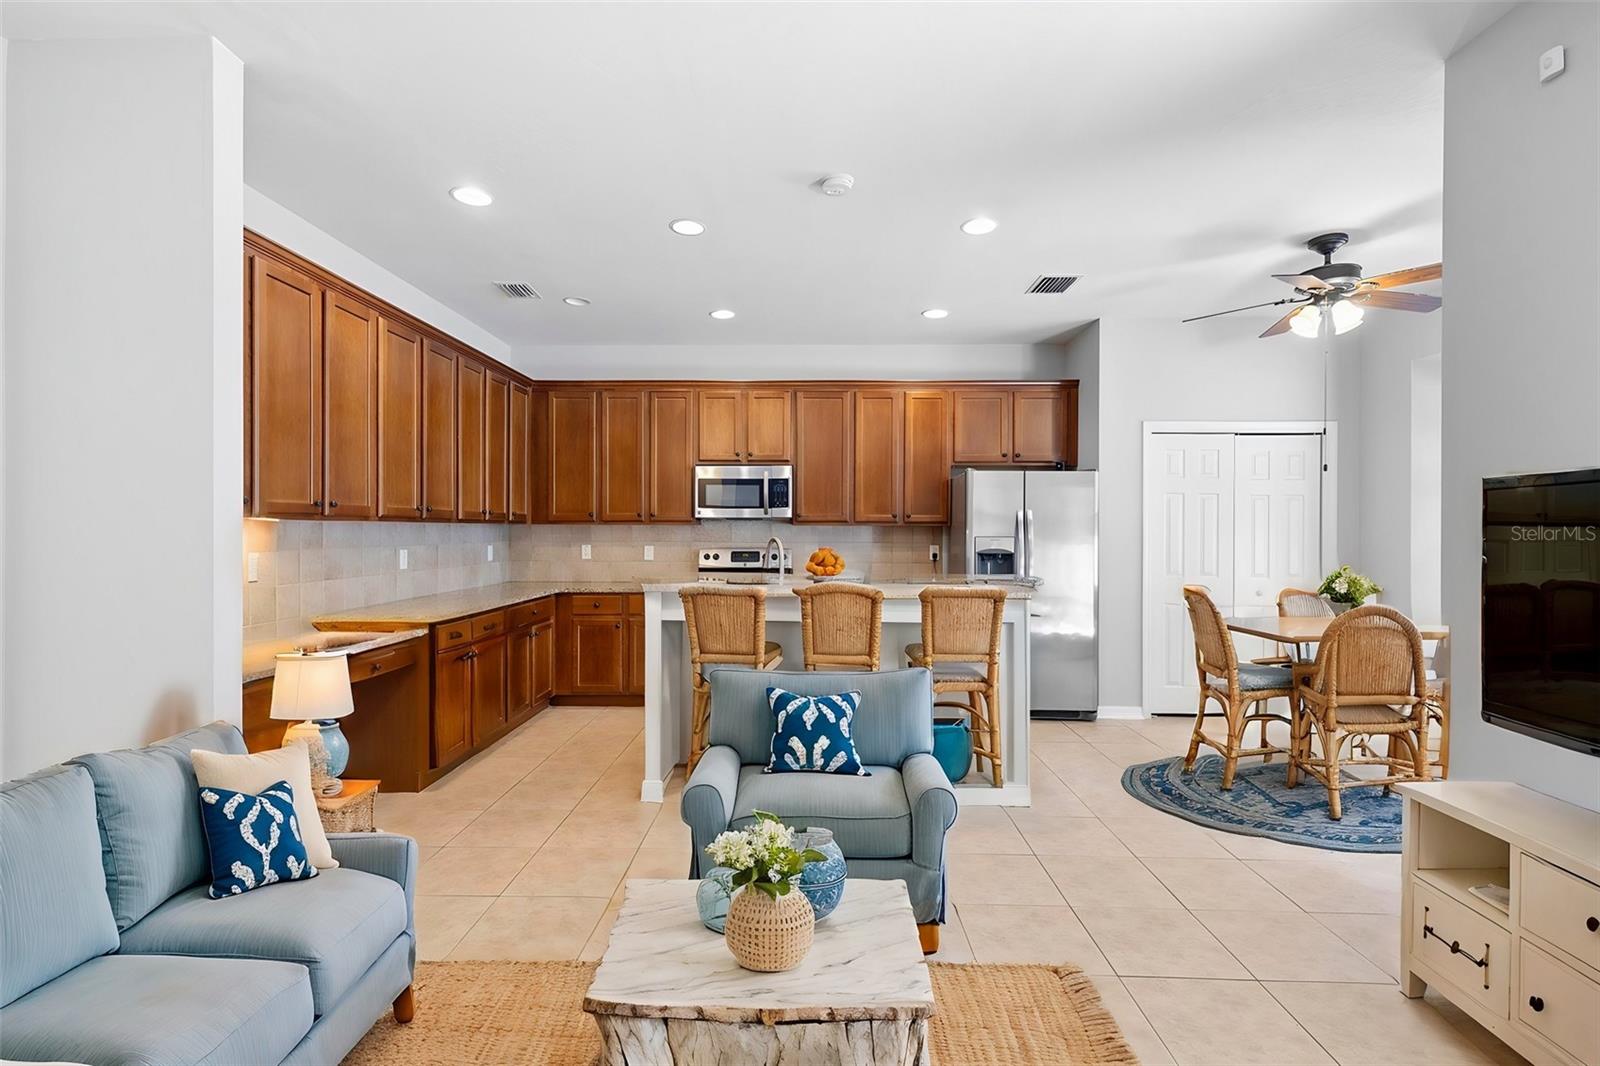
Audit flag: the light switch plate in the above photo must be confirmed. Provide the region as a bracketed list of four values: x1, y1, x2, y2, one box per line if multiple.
[581, 544, 592, 560]
[247, 552, 259, 583]
[644, 545, 655, 561]
[1540, 45, 1565, 83]
[398, 548, 409, 571]
[487, 544, 495, 562]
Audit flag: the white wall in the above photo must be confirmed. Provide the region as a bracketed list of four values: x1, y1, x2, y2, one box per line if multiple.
[1410, 354, 1442, 623]
[512, 343, 1072, 381]
[245, 186, 511, 363]
[2, 37, 244, 778]
[1061, 323, 1100, 470]
[1441, 2, 1600, 809]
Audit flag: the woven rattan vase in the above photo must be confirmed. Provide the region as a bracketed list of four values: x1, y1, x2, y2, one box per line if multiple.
[724, 885, 815, 972]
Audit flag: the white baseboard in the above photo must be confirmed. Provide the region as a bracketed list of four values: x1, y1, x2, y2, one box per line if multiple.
[1096, 705, 1147, 720]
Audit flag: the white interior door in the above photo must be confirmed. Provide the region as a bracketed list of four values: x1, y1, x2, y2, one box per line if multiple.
[1142, 435, 1235, 713]
[1231, 435, 1324, 663]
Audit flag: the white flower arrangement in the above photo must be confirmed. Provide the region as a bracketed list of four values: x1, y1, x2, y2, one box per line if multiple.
[1317, 565, 1381, 606]
[704, 811, 825, 900]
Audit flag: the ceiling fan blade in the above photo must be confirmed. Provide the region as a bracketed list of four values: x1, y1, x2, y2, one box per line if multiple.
[1181, 297, 1300, 324]
[1351, 289, 1442, 313]
[1260, 306, 1306, 338]
[1272, 273, 1332, 293]
[1361, 263, 1441, 289]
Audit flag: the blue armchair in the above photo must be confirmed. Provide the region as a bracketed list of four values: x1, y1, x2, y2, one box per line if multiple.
[679, 667, 957, 952]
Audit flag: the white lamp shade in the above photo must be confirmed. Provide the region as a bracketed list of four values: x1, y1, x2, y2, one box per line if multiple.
[270, 653, 355, 721]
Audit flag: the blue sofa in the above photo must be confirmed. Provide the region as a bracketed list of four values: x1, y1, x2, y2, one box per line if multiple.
[0, 722, 417, 1066]
[679, 668, 957, 949]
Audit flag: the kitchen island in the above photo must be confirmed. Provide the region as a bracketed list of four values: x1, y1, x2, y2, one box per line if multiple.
[640, 579, 1035, 807]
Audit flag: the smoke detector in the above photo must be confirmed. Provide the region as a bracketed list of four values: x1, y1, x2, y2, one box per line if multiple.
[817, 174, 855, 197]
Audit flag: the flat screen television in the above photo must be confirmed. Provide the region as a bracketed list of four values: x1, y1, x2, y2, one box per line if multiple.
[1482, 468, 1600, 756]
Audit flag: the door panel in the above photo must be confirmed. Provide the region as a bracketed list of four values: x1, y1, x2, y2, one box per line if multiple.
[528, 388, 550, 523]
[1011, 389, 1064, 464]
[648, 390, 695, 522]
[376, 318, 423, 519]
[572, 617, 625, 693]
[599, 390, 647, 522]
[532, 621, 554, 703]
[456, 359, 486, 520]
[744, 389, 793, 460]
[952, 389, 1012, 464]
[433, 647, 472, 767]
[627, 615, 645, 696]
[421, 341, 457, 520]
[251, 257, 322, 516]
[902, 389, 951, 524]
[550, 390, 598, 522]
[484, 372, 510, 521]
[853, 390, 902, 523]
[508, 626, 533, 719]
[322, 291, 379, 518]
[509, 382, 531, 522]
[696, 389, 743, 462]
[793, 390, 851, 523]
[1232, 435, 1324, 662]
[469, 637, 508, 743]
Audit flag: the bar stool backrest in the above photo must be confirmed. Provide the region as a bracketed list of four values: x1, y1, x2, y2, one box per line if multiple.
[917, 587, 1006, 664]
[796, 583, 884, 670]
[680, 586, 769, 667]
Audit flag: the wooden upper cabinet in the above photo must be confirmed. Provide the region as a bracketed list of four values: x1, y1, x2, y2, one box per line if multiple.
[528, 388, 550, 523]
[647, 390, 695, 523]
[484, 371, 510, 521]
[456, 358, 487, 520]
[952, 388, 1013, 464]
[793, 390, 852, 524]
[1011, 388, 1064, 465]
[696, 389, 743, 462]
[509, 382, 531, 522]
[322, 291, 379, 518]
[421, 340, 457, 520]
[853, 390, 902, 524]
[376, 317, 423, 520]
[902, 389, 952, 524]
[744, 389, 793, 461]
[251, 256, 322, 516]
[549, 389, 598, 522]
[598, 389, 646, 523]
[243, 249, 253, 512]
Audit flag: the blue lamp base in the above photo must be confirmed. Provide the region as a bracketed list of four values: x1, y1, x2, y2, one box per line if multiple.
[284, 719, 350, 796]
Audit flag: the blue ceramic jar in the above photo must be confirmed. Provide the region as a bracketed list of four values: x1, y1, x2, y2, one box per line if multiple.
[794, 827, 847, 921]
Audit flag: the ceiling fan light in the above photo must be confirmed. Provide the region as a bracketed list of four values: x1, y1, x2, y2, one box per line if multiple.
[1288, 305, 1323, 338]
[1330, 300, 1365, 335]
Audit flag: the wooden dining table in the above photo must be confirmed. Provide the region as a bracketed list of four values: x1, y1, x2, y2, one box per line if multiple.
[1225, 615, 1450, 644]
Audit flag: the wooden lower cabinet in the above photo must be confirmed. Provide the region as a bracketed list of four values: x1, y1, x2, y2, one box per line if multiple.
[432, 643, 474, 768]
[627, 613, 646, 696]
[468, 635, 509, 745]
[532, 620, 555, 703]
[572, 616, 625, 693]
[553, 593, 646, 700]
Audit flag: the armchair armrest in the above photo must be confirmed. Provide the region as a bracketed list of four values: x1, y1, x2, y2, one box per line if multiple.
[329, 832, 418, 933]
[681, 746, 741, 877]
[900, 752, 957, 871]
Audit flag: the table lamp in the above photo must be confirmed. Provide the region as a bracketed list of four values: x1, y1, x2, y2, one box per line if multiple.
[271, 651, 355, 797]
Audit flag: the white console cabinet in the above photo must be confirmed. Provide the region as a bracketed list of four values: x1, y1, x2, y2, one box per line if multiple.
[1400, 781, 1600, 1066]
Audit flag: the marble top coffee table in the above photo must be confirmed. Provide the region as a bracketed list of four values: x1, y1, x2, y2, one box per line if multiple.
[583, 878, 934, 1065]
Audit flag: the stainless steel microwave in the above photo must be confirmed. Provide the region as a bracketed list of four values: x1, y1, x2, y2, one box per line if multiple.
[694, 464, 793, 519]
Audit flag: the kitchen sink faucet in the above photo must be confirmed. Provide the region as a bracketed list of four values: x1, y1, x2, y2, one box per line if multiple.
[767, 535, 787, 585]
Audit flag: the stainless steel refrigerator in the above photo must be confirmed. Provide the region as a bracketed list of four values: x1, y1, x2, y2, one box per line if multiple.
[949, 469, 1098, 720]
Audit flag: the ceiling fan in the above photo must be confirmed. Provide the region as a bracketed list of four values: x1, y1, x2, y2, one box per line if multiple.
[1184, 232, 1442, 338]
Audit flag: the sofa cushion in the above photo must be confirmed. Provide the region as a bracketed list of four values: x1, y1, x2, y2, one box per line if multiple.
[118, 866, 406, 1018]
[0, 765, 119, 1006]
[70, 721, 247, 930]
[765, 688, 867, 776]
[197, 779, 318, 897]
[731, 764, 911, 858]
[710, 668, 934, 767]
[0, 953, 311, 1066]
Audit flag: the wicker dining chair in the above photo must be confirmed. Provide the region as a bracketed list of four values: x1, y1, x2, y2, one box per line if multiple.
[1424, 633, 1451, 779]
[905, 586, 1007, 788]
[680, 586, 784, 771]
[1251, 587, 1336, 666]
[1286, 604, 1430, 820]
[1180, 585, 1296, 790]
[795, 582, 885, 671]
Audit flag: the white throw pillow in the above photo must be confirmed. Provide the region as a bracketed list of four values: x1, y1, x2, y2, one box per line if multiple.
[190, 744, 338, 870]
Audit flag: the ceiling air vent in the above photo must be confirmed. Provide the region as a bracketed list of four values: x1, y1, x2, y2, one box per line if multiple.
[494, 282, 542, 300]
[1026, 275, 1080, 294]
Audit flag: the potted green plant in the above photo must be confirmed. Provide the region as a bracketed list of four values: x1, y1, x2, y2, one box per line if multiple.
[1317, 565, 1382, 613]
[705, 811, 826, 972]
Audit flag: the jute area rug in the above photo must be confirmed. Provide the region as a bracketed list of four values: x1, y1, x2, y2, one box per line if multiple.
[345, 960, 1138, 1064]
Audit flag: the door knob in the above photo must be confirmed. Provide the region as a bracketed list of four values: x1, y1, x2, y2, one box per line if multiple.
[1528, 996, 1544, 1012]
[1587, 916, 1598, 932]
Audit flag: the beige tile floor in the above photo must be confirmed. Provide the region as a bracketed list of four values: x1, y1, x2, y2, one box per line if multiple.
[377, 707, 1528, 1066]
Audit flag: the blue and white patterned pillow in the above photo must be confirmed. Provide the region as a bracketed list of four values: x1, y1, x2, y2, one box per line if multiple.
[198, 779, 317, 898]
[765, 688, 868, 776]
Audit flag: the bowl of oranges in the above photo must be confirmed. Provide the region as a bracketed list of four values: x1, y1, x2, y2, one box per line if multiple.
[805, 547, 847, 580]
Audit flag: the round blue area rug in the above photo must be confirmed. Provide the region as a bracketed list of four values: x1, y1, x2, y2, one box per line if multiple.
[1121, 755, 1401, 853]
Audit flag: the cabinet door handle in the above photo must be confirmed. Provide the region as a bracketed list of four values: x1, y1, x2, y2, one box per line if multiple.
[1528, 996, 1545, 1013]
[330, 500, 339, 508]
[1588, 916, 1599, 932]
[370, 661, 383, 672]
[424, 505, 432, 515]
[416, 504, 424, 514]
[588, 511, 595, 519]
[312, 499, 322, 507]
[636, 512, 642, 519]
[1000, 453, 1008, 459]
[615, 622, 622, 630]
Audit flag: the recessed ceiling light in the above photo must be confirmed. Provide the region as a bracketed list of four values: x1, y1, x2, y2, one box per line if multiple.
[449, 186, 493, 207]
[960, 217, 998, 236]
[563, 297, 591, 307]
[709, 309, 736, 320]
[669, 219, 705, 236]
[921, 308, 949, 319]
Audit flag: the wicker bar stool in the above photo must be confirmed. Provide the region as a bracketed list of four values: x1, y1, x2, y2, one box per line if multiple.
[1180, 585, 1296, 790]
[795, 582, 885, 671]
[680, 586, 783, 771]
[904, 587, 1007, 788]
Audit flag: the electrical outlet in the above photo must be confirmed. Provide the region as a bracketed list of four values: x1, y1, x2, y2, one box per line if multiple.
[1540, 44, 1566, 83]
[581, 544, 592, 560]
[398, 548, 409, 571]
[487, 544, 495, 562]
[247, 552, 260, 583]
[644, 545, 655, 561]
[929, 545, 940, 562]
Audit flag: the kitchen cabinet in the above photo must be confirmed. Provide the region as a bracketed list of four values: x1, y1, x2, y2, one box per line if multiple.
[485, 370, 511, 522]
[251, 255, 322, 516]
[421, 340, 457, 520]
[468, 634, 509, 745]
[529, 388, 551, 524]
[902, 389, 952, 524]
[322, 291, 379, 518]
[549, 389, 598, 522]
[432, 643, 473, 767]
[696, 388, 791, 462]
[457, 359, 486, 520]
[647, 390, 695, 522]
[599, 389, 647, 523]
[853, 390, 902, 524]
[1011, 388, 1064, 465]
[376, 317, 424, 519]
[572, 616, 625, 693]
[952, 388, 1013, 464]
[509, 381, 531, 522]
[243, 249, 254, 511]
[953, 386, 1076, 467]
[626, 597, 646, 696]
[793, 390, 852, 523]
[531, 620, 554, 704]
[509, 622, 534, 720]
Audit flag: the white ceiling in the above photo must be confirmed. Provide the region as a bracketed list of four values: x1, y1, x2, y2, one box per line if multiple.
[6, 1, 1509, 347]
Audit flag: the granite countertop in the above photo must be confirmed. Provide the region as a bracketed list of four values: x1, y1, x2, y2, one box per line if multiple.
[242, 627, 429, 684]
[640, 577, 1035, 600]
[311, 581, 643, 628]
